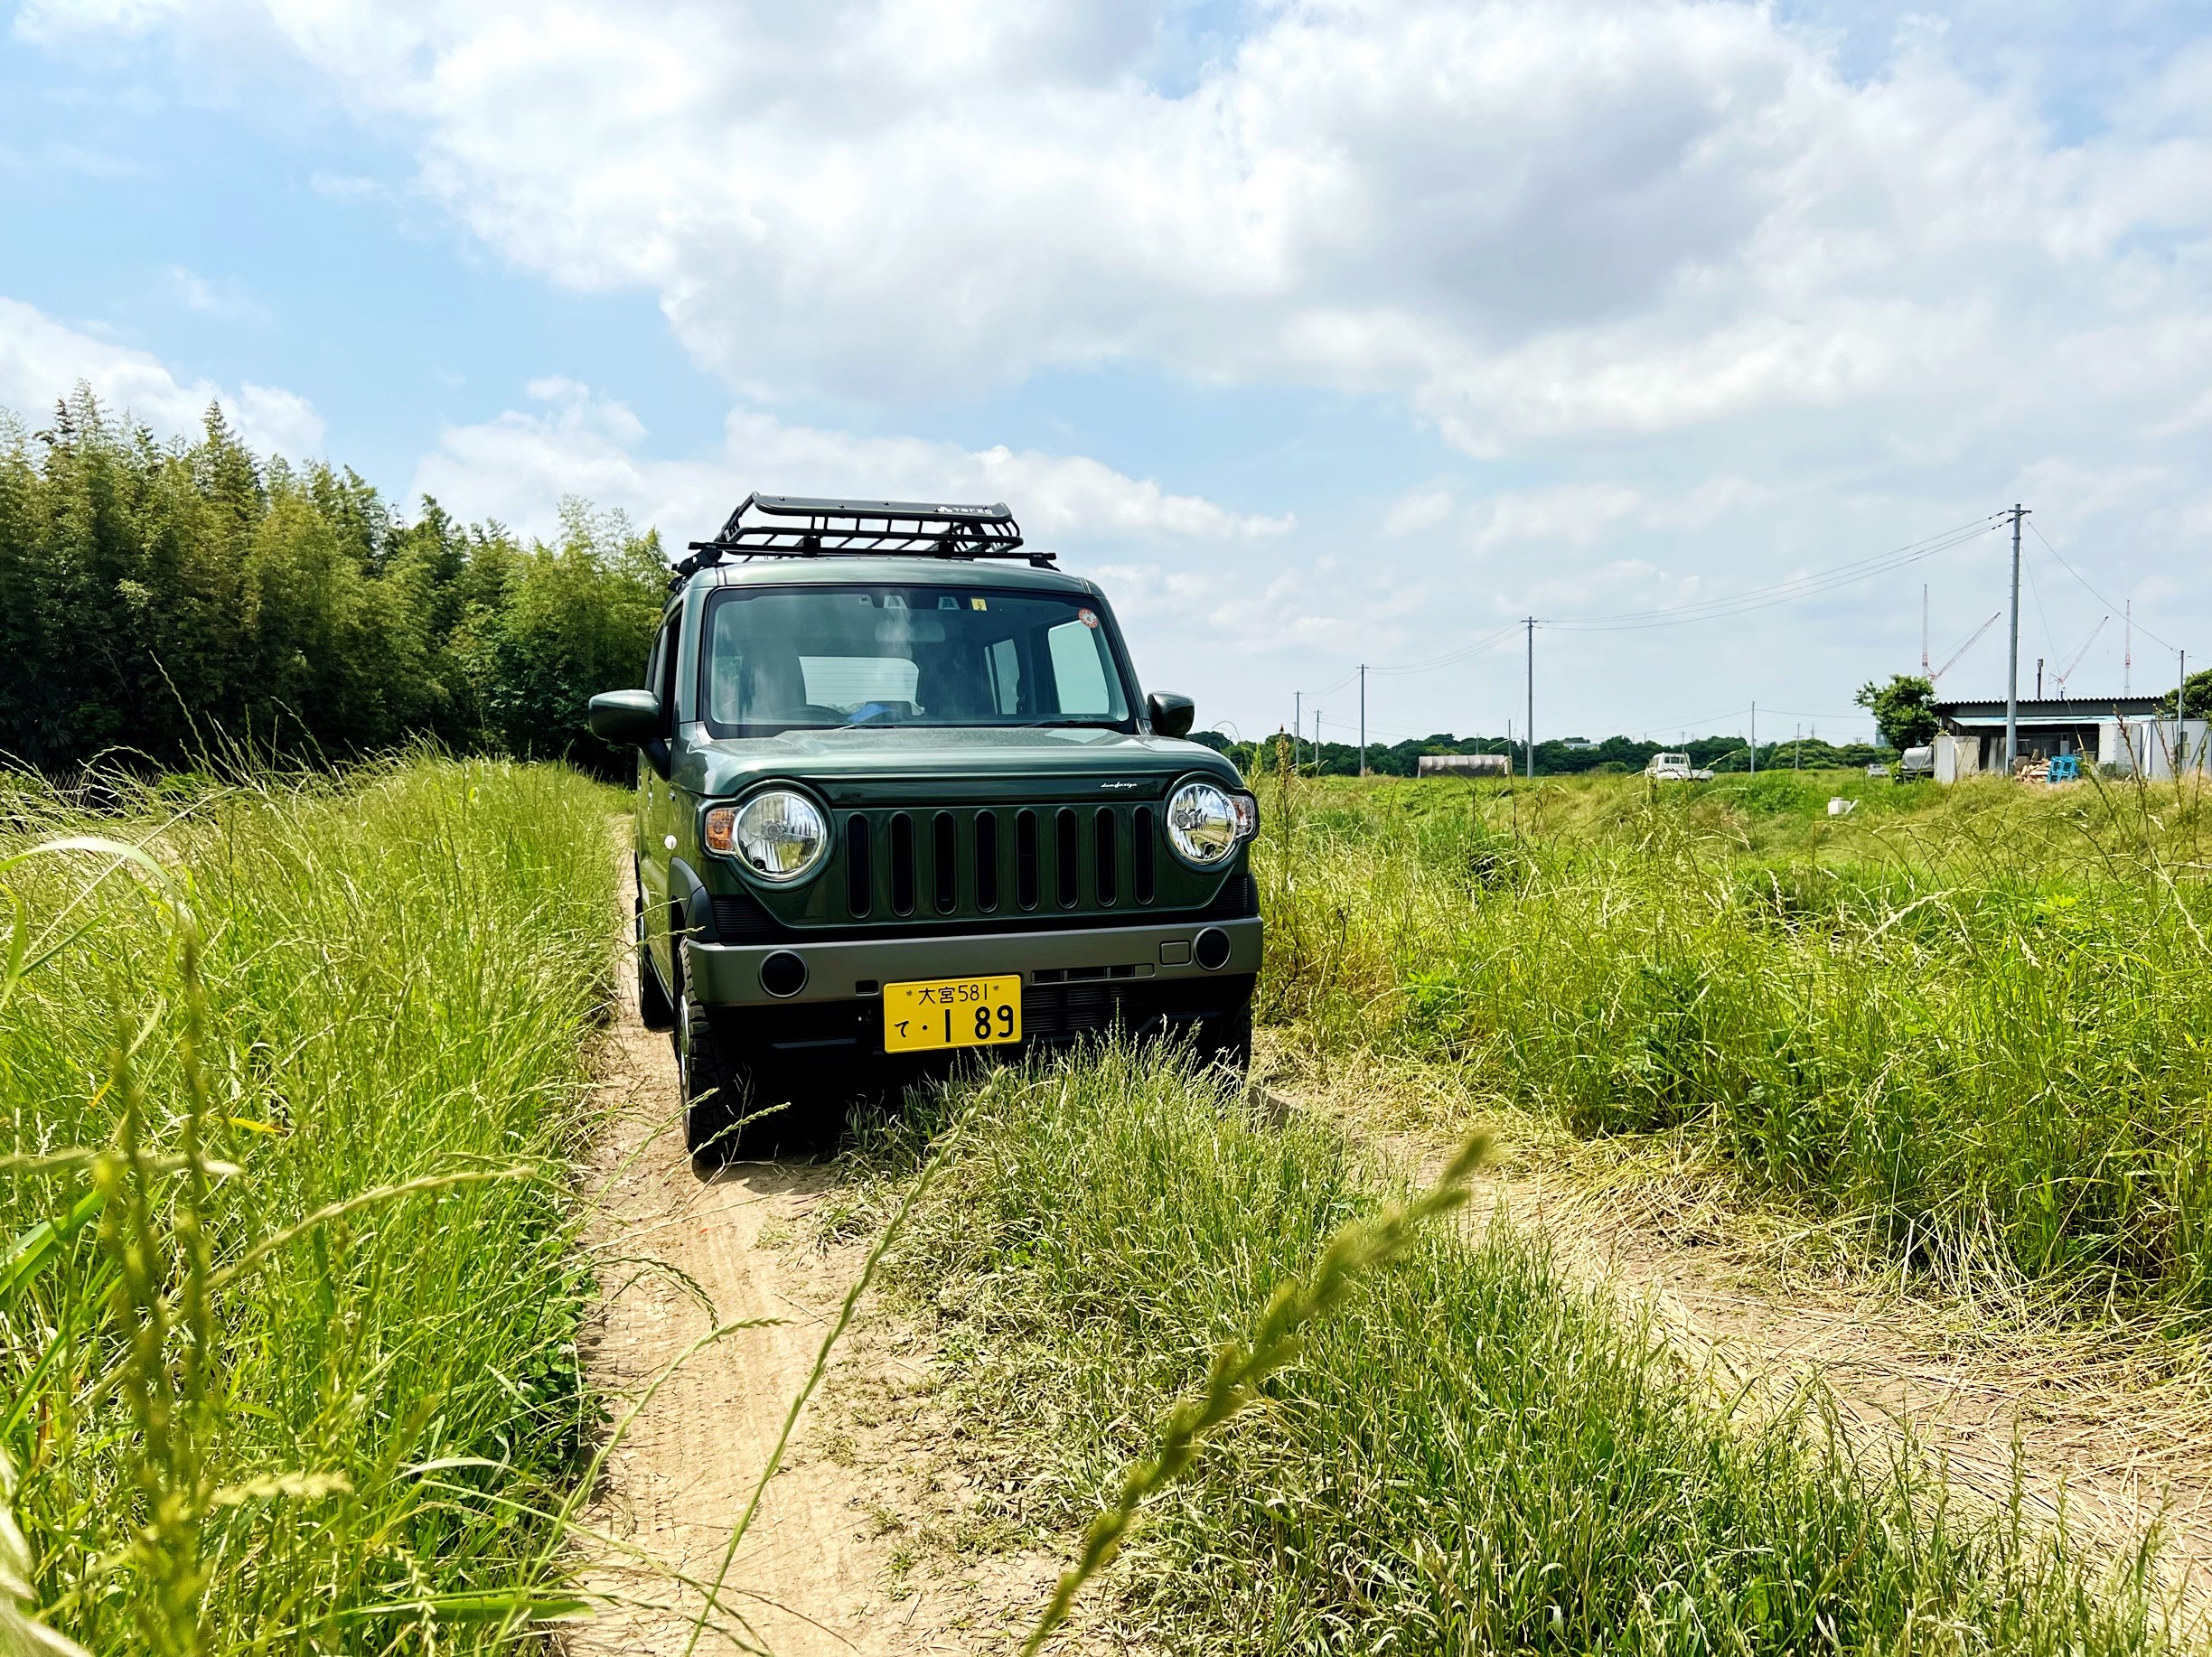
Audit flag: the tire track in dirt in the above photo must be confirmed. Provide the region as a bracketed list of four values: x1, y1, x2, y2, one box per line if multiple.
[1266, 1060, 2212, 1619]
[562, 844, 1063, 1655]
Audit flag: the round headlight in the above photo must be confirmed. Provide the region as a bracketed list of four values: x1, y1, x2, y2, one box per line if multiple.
[722, 790, 828, 881]
[1166, 781, 1247, 867]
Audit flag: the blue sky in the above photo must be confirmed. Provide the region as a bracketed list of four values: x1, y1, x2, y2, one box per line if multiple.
[6, 0, 2210, 749]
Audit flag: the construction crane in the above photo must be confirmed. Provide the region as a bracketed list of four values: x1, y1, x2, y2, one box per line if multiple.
[2051, 615, 2108, 697]
[1930, 611, 2002, 684]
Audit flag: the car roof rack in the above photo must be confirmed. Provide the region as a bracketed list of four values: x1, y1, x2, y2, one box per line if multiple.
[672, 493, 1050, 585]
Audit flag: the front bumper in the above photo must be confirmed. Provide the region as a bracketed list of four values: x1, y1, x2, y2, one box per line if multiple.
[682, 915, 1262, 1006]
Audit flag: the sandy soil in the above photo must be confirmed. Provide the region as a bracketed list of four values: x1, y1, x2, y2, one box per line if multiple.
[562, 856, 1063, 1655]
[1495, 1170, 2212, 1588]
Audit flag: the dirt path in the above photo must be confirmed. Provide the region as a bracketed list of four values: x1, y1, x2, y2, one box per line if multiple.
[1266, 1057, 2212, 1614]
[1494, 1170, 2212, 1591]
[564, 856, 1060, 1655]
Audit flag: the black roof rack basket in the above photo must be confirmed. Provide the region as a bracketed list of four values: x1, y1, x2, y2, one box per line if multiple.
[677, 494, 1045, 585]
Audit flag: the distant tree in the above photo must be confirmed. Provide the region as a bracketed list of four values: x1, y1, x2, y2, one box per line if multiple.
[2158, 668, 2212, 721]
[1854, 674, 1936, 751]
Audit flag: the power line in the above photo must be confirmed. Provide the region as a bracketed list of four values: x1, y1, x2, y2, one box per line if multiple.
[1542, 518, 2002, 632]
[1362, 623, 1523, 678]
[2027, 520, 2180, 655]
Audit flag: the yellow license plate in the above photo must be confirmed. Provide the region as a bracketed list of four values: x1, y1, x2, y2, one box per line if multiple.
[883, 975, 1023, 1053]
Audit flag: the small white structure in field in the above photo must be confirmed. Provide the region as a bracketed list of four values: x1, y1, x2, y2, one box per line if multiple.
[1418, 754, 1510, 777]
[1827, 797, 1857, 816]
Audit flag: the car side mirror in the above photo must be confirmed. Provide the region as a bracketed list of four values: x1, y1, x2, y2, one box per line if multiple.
[1148, 692, 1195, 739]
[588, 688, 663, 745]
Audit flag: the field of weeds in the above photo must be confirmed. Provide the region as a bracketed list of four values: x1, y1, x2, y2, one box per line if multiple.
[854, 1047, 2192, 1654]
[1254, 765, 2212, 1315]
[1, 757, 619, 1652]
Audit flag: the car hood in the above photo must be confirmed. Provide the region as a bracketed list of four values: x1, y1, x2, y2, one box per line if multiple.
[672, 725, 1242, 805]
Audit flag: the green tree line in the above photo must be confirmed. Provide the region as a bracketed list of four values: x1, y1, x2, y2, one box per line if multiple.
[1197, 728, 1889, 777]
[0, 389, 666, 776]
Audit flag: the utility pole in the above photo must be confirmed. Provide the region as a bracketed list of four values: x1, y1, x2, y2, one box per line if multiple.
[2037, 658, 2044, 699]
[1749, 702, 1757, 775]
[1314, 708, 1323, 771]
[1795, 722, 1802, 771]
[2004, 504, 2028, 773]
[1357, 665, 1367, 778]
[1523, 616, 1535, 782]
[2125, 600, 2132, 695]
[1293, 690, 1302, 774]
[1922, 585, 1930, 676]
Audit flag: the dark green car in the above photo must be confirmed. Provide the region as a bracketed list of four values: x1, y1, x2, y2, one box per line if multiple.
[588, 495, 1261, 1159]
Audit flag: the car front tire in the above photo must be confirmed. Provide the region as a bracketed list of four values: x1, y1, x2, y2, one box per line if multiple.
[635, 869, 676, 1032]
[676, 990, 744, 1163]
[1196, 997, 1253, 1079]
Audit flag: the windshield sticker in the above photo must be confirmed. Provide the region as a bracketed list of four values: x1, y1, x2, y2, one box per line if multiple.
[1078, 608, 1099, 629]
[970, 597, 988, 611]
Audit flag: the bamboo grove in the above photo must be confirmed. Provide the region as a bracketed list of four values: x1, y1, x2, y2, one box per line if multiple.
[0, 389, 666, 777]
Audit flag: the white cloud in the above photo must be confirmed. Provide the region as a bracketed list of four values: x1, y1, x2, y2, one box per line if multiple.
[165, 264, 267, 322]
[0, 295, 325, 454]
[14, 0, 186, 40]
[409, 378, 1290, 548]
[1383, 490, 1454, 538]
[109, 0, 2205, 460]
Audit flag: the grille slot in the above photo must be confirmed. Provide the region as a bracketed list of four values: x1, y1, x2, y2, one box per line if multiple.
[1093, 808, 1118, 906]
[1054, 809, 1080, 910]
[1016, 810, 1039, 910]
[933, 811, 958, 914]
[1202, 872, 1260, 918]
[889, 812, 916, 916]
[711, 893, 786, 942]
[845, 816, 872, 917]
[1133, 807, 1156, 904]
[975, 811, 999, 912]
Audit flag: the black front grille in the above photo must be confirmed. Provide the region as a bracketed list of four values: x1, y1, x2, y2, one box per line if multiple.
[839, 800, 1159, 928]
[703, 804, 1250, 940]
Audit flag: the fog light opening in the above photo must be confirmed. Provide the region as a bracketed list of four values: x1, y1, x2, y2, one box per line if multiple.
[760, 950, 808, 997]
[1194, 927, 1232, 971]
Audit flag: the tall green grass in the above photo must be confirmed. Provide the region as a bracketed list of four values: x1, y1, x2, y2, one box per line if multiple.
[1, 757, 619, 1651]
[869, 1049, 2189, 1653]
[1257, 769, 2212, 1311]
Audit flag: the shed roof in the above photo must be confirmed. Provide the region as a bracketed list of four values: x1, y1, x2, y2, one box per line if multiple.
[1933, 695, 2163, 730]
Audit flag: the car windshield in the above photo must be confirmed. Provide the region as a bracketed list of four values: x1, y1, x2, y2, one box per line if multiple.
[699, 585, 1134, 734]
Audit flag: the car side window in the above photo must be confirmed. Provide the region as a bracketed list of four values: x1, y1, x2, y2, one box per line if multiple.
[1045, 619, 1111, 716]
[987, 637, 1023, 716]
